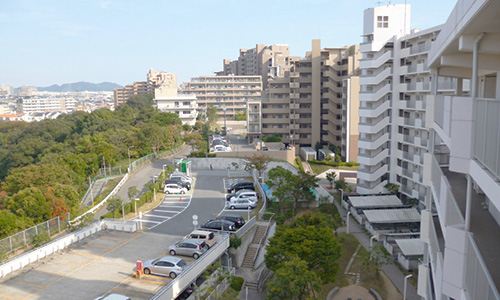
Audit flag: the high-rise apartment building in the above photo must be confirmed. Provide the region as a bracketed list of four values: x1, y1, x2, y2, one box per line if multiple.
[0, 85, 14, 96]
[419, 0, 500, 299]
[179, 75, 262, 119]
[114, 69, 171, 107]
[153, 72, 198, 126]
[261, 40, 361, 161]
[221, 44, 299, 89]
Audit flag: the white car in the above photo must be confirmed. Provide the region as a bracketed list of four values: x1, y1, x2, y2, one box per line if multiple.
[170, 173, 193, 183]
[229, 191, 258, 204]
[164, 183, 187, 194]
[214, 145, 231, 152]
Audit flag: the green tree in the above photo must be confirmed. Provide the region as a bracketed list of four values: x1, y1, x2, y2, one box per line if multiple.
[288, 171, 319, 215]
[266, 256, 321, 300]
[206, 105, 218, 126]
[265, 214, 341, 284]
[184, 132, 204, 152]
[0, 210, 33, 238]
[107, 196, 123, 218]
[126, 94, 154, 111]
[384, 183, 400, 195]
[362, 245, 393, 279]
[267, 166, 295, 214]
[244, 154, 272, 177]
[326, 171, 336, 189]
[6, 187, 51, 223]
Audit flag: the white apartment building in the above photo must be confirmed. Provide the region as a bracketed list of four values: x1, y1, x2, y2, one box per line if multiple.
[153, 72, 198, 126]
[357, 4, 457, 199]
[419, 0, 500, 299]
[19, 97, 65, 114]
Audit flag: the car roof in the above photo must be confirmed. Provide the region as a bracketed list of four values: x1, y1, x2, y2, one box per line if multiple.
[97, 294, 131, 300]
[189, 230, 213, 235]
[231, 180, 253, 186]
[220, 214, 244, 219]
[159, 256, 183, 263]
[207, 219, 235, 224]
[183, 238, 206, 245]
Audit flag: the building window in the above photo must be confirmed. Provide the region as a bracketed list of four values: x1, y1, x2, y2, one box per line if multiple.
[377, 16, 389, 28]
[183, 101, 190, 106]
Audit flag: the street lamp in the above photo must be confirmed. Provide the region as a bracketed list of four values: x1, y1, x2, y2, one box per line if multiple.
[134, 197, 140, 217]
[128, 145, 134, 172]
[163, 164, 167, 177]
[223, 106, 227, 136]
[346, 211, 351, 234]
[370, 236, 377, 249]
[339, 188, 344, 203]
[403, 274, 413, 300]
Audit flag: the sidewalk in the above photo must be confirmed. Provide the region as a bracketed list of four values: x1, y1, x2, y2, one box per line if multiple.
[331, 186, 420, 300]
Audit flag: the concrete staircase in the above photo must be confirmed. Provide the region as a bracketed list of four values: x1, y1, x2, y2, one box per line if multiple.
[241, 225, 268, 269]
[244, 280, 258, 290]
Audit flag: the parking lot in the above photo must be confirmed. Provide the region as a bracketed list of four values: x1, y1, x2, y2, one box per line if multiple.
[0, 170, 256, 300]
[0, 231, 196, 300]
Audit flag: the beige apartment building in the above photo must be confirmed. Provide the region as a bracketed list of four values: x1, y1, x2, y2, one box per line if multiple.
[221, 44, 299, 89]
[261, 40, 361, 161]
[180, 75, 262, 119]
[114, 69, 173, 107]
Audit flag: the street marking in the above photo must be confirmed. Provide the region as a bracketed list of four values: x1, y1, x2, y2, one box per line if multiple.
[158, 205, 187, 208]
[144, 214, 171, 219]
[0, 292, 22, 300]
[162, 200, 188, 203]
[135, 219, 161, 224]
[11, 278, 45, 289]
[85, 243, 114, 249]
[154, 209, 181, 213]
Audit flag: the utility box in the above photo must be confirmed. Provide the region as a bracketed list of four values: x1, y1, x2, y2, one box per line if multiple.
[180, 160, 191, 176]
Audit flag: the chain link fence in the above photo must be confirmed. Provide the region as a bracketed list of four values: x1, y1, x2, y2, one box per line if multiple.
[0, 216, 66, 259]
[129, 143, 185, 173]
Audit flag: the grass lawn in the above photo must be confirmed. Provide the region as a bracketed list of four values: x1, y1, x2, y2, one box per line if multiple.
[308, 162, 360, 175]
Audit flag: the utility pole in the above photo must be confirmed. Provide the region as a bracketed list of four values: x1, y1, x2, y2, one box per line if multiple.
[103, 156, 106, 177]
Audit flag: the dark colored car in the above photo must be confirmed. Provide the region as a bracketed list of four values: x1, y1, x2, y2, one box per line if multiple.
[217, 215, 245, 228]
[165, 179, 191, 190]
[226, 180, 255, 193]
[201, 219, 236, 231]
[175, 283, 195, 300]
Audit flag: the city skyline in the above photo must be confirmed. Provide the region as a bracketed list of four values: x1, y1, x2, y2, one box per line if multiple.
[2, 0, 456, 87]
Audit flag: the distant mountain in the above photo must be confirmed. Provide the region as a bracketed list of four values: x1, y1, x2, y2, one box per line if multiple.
[36, 82, 123, 92]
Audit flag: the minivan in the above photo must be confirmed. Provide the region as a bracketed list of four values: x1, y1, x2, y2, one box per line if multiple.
[227, 198, 256, 210]
[228, 191, 258, 204]
[184, 230, 216, 248]
[170, 173, 193, 183]
[217, 215, 245, 228]
[226, 180, 255, 193]
[165, 179, 191, 190]
[169, 239, 208, 259]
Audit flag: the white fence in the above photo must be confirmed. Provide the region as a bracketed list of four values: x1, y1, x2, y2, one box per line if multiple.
[235, 216, 256, 238]
[0, 219, 137, 278]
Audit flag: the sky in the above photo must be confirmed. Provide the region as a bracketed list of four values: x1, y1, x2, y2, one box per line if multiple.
[1, 0, 458, 88]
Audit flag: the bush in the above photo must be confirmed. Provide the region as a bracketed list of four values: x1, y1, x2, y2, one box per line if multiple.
[230, 276, 244, 291]
[295, 157, 304, 172]
[188, 151, 216, 158]
[32, 232, 50, 248]
[308, 159, 360, 167]
[262, 133, 281, 142]
[275, 213, 287, 225]
[230, 235, 242, 249]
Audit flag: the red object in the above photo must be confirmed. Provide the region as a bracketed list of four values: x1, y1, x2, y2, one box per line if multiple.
[136, 260, 143, 273]
[180, 196, 182, 202]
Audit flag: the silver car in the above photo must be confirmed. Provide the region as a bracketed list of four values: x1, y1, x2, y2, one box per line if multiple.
[142, 256, 187, 279]
[169, 239, 209, 259]
[227, 198, 256, 210]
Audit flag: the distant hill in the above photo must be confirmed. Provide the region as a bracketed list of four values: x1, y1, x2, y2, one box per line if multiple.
[36, 81, 123, 92]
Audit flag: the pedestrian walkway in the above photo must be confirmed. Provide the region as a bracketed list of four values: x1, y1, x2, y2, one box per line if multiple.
[331, 187, 420, 300]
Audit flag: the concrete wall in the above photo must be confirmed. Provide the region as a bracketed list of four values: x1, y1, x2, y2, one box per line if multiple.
[215, 150, 295, 165]
[229, 225, 257, 267]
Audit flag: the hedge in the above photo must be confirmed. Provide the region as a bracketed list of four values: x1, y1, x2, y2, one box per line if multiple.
[295, 157, 305, 172]
[188, 151, 216, 158]
[308, 159, 360, 167]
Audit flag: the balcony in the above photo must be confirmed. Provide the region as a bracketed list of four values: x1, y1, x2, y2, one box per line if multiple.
[357, 148, 389, 166]
[357, 163, 389, 182]
[358, 116, 390, 134]
[359, 84, 391, 102]
[358, 132, 389, 150]
[360, 67, 392, 86]
[424, 154, 500, 299]
[359, 51, 393, 69]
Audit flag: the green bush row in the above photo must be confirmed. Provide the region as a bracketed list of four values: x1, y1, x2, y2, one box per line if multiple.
[188, 151, 216, 158]
[308, 159, 360, 167]
[295, 157, 305, 172]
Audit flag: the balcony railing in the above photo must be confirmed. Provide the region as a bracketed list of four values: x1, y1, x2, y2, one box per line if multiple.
[473, 97, 500, 181]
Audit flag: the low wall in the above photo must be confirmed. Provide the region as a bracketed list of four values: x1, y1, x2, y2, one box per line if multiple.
[254, 222, 276, 269]
[215, 150, 295, 165]
[230, 224, 257, 268]
[0, 219, 137, 278]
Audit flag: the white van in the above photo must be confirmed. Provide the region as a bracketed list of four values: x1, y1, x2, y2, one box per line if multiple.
[184, 230, 217, 248]
[229, 191, 258, 204]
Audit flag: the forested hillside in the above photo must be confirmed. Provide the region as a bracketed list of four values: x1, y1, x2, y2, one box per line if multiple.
[0, 95, 182, 238]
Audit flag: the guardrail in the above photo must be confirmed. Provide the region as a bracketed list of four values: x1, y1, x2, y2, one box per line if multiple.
[70, 173, 129, 224]
[252, 214, 274, 269]
[253, 171, 267, 220]
[151, 234, 230, 300]
[235, 216, 256, 239]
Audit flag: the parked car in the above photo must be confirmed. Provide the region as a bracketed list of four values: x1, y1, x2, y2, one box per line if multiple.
[169, 239, 209, 259]
[212, 134, 224, 140]
[175, 283, 195, 300]
[216, 215, 245, 228]
[227, 180, 255, 193]
[170, 173, 193, 184]
[94, 294, 130, 300]
[142, 256, 187, 279]
[184, 230, 217, 248]
[225, 188, 255, 201]
[212, 139, 229, 147]
[261, 147, 269, 151]
[165, 179, 191, 190]
[164, 183, 187, 194]
[227, 198, 256, 210]
[201, 219, 236, 231]
[214, 145, 231, 152]
[228, 190, 258, 204]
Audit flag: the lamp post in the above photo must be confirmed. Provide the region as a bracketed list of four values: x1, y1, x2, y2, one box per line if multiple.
[162, 164, 167, 177]
[370, 236, 377, 249]
[128, 145, 134, 172]
[339, 188, 344, 203]
[134, 197, 140, 217]
[223, 106, 227, 136]
[346, 211, 351, 234]
[404, 274, 413, 300]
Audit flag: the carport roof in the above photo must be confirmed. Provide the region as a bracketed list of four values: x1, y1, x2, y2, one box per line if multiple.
[301, 147, 316, 153]
[349, 195, 403, 208]
[396, 239, 425, 256]
[364, 208, 421, 224]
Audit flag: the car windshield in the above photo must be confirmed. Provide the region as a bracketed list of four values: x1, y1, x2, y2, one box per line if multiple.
[177, 260, 187, 267]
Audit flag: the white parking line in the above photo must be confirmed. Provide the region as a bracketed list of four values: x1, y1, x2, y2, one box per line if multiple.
[159, 205, 187, 208]
[135, 219, 161, 224]
[144, 214, 171, 219]
[147, 194, 193, 230]
[154, 209, 181, 213]
[163, 200, 188, 203]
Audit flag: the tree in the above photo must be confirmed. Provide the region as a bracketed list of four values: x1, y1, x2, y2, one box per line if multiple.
[288, 171, 319, 215]
[267, 166, 295, 214]
[266, 256, 321, 300]
[326, 171, 336, 189]
[206, 105, 218, 126]
[362, 245, 393, 279]
[184, 132, 204, 152]
[384, 183, 400, 195]
[314, 141, 322, 158]
[265, 214, 341, 284]
[244, 154, 272, 177]
[128, 186, 139, 202]
[107, 196, 123, 218]
[126, 94, 154, 111]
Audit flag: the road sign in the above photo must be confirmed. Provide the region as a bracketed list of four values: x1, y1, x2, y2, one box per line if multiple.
[193, 220, 198, 225]
[193, 215, 198, 220]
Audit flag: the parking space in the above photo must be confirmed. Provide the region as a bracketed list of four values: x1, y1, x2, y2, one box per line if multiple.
[136, 194, 192, 230]
[0, 231, 195, 300]
[221, 177, 258, 218]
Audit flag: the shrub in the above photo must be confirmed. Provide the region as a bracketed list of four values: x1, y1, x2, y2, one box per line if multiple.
[32, 232, 50, 248]
[230, 276, 244, 291]
[295, 157, 304, 172]
[230, 235, 242, 249]
[188, 151, 216, 158]
[307, 159, 360, 167]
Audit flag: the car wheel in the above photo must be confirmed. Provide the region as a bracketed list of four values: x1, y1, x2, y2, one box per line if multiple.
[170, 272, 177, 279]
[144, 268, 151, 275]
[230, 206, 235, 209]
[193, 253, 200, 259]
[181, 190, 185, 194]
[165, 190, 170, 194]
[170, 250, 176, 255]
